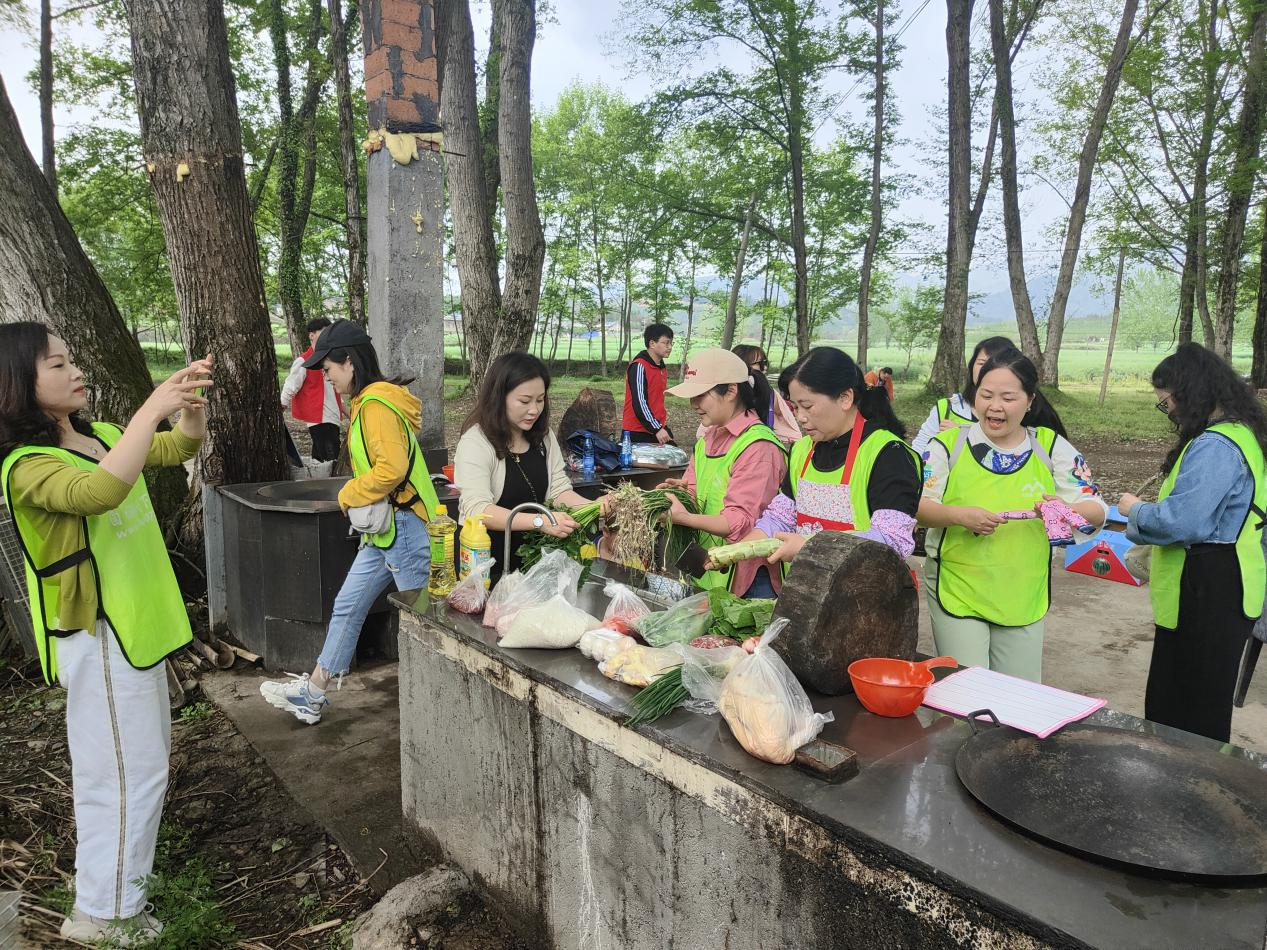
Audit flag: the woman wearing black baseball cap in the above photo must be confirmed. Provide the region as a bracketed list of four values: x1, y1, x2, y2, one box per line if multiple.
[260, 320, 441, 724]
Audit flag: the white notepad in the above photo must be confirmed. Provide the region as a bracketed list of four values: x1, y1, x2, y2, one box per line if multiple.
[922, 666, 1106, 738]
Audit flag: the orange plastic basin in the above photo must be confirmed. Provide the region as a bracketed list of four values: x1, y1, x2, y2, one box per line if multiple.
[442, 464, 455, 483]
[847, 656, 959, 717]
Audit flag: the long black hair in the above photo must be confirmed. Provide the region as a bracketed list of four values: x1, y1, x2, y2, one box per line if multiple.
[732, 344, 775, 424]
[467, 351, 552, 459]
[783, 346, 906, 438]
[974, 346, 1067, 439]
[324, 342, 409, 398]
[1152, 342, 1267, 474]
[962, 336, 1016, 405]
[0, 322, 95, 461]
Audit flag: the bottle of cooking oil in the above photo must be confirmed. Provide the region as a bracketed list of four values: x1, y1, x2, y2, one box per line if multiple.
[459, 514, 493, 587]
[426, 503, 457, 597]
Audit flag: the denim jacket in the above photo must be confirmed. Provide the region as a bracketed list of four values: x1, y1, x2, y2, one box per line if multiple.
[1126, 431, 1254, 547]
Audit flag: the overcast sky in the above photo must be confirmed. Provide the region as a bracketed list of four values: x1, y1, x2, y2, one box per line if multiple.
[0, 0, 1072, 295]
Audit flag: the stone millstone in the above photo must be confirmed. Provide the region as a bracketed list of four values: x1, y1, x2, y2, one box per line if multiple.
[770, 531, 918, 695]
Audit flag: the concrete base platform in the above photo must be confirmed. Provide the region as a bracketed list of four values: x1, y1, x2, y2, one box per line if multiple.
[200, 662, 427, 896]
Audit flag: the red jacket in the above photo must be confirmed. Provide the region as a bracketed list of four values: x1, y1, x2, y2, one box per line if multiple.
[291, 346, 342, 424]
[623, 351, 669, 435]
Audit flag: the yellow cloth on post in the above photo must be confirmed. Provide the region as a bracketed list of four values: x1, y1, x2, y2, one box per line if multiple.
[4, 428, 202, 634]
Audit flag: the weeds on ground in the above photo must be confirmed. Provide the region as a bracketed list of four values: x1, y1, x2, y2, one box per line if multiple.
[177, 701, 213, 722]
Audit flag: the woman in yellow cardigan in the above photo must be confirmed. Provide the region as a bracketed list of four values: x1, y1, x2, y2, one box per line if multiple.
[0, 321, 209, 946]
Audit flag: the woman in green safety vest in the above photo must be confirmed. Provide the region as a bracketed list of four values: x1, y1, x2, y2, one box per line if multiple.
[911, 336, 1014, 457]
[918, 347, 1106, 682]
[1118, 343, 1267, 743]
[0, 322, 210, 945]
[260, 319, 439, 725]
[744, 347, 922, 570]
[659, 348, 787, 597]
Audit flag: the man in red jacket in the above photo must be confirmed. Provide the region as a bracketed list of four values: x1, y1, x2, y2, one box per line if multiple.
[281, 317, 344, 461]
[623, 323, 675, 444]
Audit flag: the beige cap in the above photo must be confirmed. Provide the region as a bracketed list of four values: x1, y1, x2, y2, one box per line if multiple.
[666, 348, 751, 398]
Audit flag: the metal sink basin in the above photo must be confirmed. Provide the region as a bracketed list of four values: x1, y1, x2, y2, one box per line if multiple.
[575, 563, 689, 618]
[256, 478, 345, 503]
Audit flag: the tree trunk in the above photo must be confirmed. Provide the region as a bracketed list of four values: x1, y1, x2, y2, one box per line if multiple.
[789, 84, 811, 355]
[125, 0, 290, 496]
[681, 252, 697, 380]
[1213, 0, 1267, 357]
[329, 0, 367, 323]
[1185, 0, 1218, 348]
[1252, 200, 1267, 387]
[1177, 224, 1197, 344]
[1099, 247, 1126, 406]
[481, 3, 502, 236]
[856, 0, 884, 372]
[722, 189, 757, 351]
[989, 0, 1041, 367]
[39, 0, 56, 195]
[1041, 0, 1139, 386]
[490, 0, 545, 363]
[0, 76, 186, 521]
[437, 0, 502, 389]
[930, 0, 975, 395]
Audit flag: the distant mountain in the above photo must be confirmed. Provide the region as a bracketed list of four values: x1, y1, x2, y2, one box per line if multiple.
[968, 273, 1113, 325]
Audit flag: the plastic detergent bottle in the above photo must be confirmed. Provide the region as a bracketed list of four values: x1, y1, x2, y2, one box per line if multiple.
[459, 514, 493, 587]
[427, 504, 457, 597]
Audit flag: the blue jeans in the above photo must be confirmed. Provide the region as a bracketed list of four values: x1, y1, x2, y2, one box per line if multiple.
[743, 566, 777, 599]
[316, 511, 430, 676]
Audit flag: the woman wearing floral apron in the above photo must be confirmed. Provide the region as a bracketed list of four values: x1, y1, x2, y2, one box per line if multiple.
[747, 347, 922, 582]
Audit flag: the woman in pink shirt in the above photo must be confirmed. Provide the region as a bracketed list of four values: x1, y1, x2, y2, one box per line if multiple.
[659, 348, 787, 598]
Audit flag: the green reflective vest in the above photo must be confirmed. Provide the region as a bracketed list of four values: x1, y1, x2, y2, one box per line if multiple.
[934, 426, 1058, 627]
[1149, 422, 1267, 630]
[347, 393, 439, 548]
[0, 423, 192, 684]
[692, 421, 783, 591]
[787, 429, 918, 533]
[936, 396, 974, 427]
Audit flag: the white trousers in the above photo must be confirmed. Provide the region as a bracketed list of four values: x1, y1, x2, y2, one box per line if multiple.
[55, 622, 170, 919]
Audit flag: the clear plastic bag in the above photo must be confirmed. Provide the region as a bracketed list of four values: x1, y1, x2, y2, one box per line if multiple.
[578, 627, 636, 662]
[499, 596, 599, 649]
[482, 549, 583, 634]
[602, 580, 650, 636]
[447, 559, 496, 614]
[634, 592, 713, 647]
[718, 618, 834, 764]
[669, 641, 746, 715]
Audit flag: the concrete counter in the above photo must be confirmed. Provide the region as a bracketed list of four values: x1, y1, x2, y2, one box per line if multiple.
[392, 589, 1267, 949]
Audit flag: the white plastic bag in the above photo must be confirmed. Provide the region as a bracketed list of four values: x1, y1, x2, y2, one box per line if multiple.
[718, 619, 834, 764]
[500, 595, 599, 649]
[482, 549, 584, 634]
[670, 641, 746, 715]
[601, 580, 650, 636]
[599, 645, 681, 687]
[578, 627, 636, 663]
[447, 558, 496, 614]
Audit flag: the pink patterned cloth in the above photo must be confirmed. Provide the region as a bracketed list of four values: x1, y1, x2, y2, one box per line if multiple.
[999, 499, 1093, 546]
[755, 495, 916, 559]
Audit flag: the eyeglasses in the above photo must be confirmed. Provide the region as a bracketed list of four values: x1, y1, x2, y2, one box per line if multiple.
[1155, 395, 1172, 414]
[751, 360, 769, 371]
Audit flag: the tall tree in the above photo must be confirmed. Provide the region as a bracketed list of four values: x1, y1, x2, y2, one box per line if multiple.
[989, 0, 1043, 366]
[1253, 200, 1267, 386]
[1039, 0, 1139, 385]
[493, 0, 546, 358]
[721, 189, 757, 350]
[125, 0, 289, 493]
[437, 0, 503, 386]
[0, 76, 186, 517]
[328, 0, 366, 322]
[1213, 0, 1267, 357]
[39, 0, 56, 194]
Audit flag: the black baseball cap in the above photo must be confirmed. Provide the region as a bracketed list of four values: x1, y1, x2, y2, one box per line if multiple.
[302, 320, 372, 368]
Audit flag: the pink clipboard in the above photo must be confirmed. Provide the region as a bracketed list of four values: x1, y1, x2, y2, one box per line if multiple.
[921, 666, 1106, 739]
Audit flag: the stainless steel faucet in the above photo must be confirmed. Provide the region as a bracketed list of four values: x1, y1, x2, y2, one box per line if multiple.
[503, 502, 558, 571]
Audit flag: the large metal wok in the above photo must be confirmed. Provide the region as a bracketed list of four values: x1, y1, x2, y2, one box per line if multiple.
[955, 712, 1267, 882]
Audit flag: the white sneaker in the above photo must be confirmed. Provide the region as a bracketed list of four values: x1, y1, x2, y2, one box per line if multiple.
[259, 672, 329, 724]
[60, 904, 163, 946]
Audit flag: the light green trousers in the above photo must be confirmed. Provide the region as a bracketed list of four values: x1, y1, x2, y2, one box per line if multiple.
[924, 561, 1046, 682]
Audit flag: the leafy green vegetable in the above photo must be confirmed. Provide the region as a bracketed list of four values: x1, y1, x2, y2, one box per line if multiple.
[706, 589, 775, 640]
[625, 664, 687, 726]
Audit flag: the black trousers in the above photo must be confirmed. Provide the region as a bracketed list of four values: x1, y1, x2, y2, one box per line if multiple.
[308, 423, 341, 462]
[1144, 544, 1252, 743]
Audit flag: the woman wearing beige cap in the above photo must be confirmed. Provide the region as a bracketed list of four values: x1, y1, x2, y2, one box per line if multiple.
[660, 348, 787, 597]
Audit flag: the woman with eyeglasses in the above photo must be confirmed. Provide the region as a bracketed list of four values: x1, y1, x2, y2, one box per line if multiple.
[728, 344, 800, 446]
[1118, 343, 1267, 742]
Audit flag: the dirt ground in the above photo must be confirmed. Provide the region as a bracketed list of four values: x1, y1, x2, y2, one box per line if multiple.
[0, 658, 523, 949]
